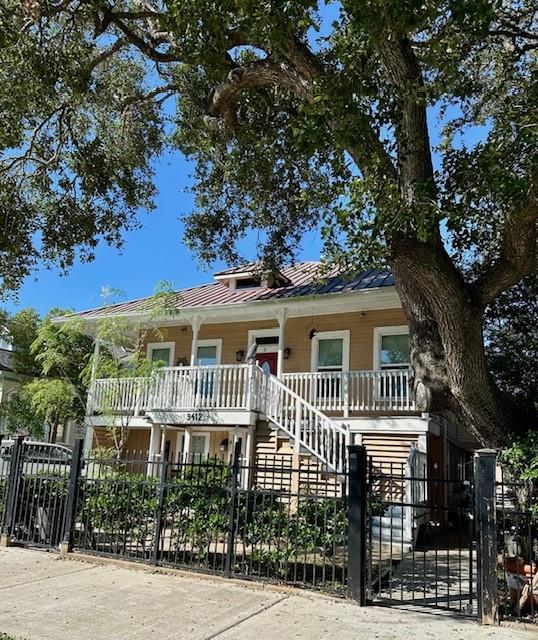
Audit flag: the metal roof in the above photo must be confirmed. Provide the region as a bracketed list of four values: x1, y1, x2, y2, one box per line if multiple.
[70, 262, 395, 319]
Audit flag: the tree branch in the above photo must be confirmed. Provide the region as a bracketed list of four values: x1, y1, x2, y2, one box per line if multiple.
[87, 38, 129, 72]
[474, 193, 538, 305]
[374, 28, 436, 203]
[109, 16, 181, 63]
[206, 58, 314, 130]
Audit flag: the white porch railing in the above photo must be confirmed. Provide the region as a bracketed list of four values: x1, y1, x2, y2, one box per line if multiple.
[281, 369, 415, 413]
[151, 364, 253, 410]
[88, 377, 153, 416]
[89, 366, 415, 416]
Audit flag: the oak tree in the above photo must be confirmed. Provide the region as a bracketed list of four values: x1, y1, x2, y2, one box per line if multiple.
[1, 1, 536, 446]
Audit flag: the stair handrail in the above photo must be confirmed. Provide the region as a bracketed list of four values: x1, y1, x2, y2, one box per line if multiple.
[253, 365, 350, 472]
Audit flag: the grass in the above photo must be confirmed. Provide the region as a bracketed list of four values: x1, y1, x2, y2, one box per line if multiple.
[0, 634, 25, 640]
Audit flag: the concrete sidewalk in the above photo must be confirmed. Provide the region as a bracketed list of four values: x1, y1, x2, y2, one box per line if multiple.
[0, 548, 535, 640]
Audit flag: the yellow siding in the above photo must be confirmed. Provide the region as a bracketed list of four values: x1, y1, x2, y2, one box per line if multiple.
[142, 308, 407, 372]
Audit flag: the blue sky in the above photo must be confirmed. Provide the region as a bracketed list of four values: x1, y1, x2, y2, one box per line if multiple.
[7, 4, 342, 318]
[8, 147, 324, 316]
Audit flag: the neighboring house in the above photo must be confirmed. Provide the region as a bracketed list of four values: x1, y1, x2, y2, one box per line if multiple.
[0, 347, 21, 435]
[66, 261, 478, 493]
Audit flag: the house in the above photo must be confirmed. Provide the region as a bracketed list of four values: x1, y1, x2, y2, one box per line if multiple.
[64, 261, 477, 493]
[0, 347, 21, 435]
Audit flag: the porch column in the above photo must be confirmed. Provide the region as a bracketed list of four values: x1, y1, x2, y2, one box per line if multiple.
[148, 422, 160, 460]
[189, 315, 203, 365]
[276, 308, 288, 378]
[83, 422, 94, 458]
[242, 424, 255, 489]
[183, 427, 192, 462]
[160, 424, 168, 458]
[83, 337, 101, 456]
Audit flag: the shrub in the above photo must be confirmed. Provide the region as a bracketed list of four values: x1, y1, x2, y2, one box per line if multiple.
[79, 472, 158, 551]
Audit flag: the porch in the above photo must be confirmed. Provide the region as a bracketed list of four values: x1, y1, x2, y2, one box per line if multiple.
[87, 364, 416, 420]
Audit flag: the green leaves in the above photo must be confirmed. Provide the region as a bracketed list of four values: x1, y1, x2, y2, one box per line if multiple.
[0, 2, 164, 297]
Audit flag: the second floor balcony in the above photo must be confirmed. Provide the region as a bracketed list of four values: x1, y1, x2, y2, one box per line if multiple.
[87, 364, 416, 421]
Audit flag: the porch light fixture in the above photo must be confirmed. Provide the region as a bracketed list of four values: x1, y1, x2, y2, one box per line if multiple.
[219, 438, 229, 452]
[283, 347, 291, 359]
[308, 328, 318, 340]
[235, 350, 245, 362]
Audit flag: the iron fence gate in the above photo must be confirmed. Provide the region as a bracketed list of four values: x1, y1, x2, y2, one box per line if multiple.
[496, 466, 537, 621]
[366, 458, 476, 615]
[0, 436, 69, 549]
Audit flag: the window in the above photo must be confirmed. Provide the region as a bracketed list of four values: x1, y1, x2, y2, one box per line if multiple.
[317, 338, 344, 371]
[191, 433, 209, 461]
[311, 331, 350, 399]
[195, 340, 222, 365]
[235, 277, 261, 289]
[380, 334, 410, 370]
[147, 342, 175, 367]
[151, 348, 171, 364]
[196, 345, 217, 365]
[373, 326, 410, 370]
[256, 336, 279, 346]
[373, 326, 410, 400]
[194, 340, 222, 398]
[247, 329, 280, 355]
[311, 331, 350, 372]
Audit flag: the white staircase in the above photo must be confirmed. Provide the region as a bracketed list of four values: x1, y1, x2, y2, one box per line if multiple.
[253, 366, 350, 473]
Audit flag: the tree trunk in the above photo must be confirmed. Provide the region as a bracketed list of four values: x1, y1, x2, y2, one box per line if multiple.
[49, 419, 59, 444]
[391, 238, 509, 448]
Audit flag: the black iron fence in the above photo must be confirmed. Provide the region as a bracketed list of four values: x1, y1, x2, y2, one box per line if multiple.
[366, 458, 475, 615]
[1, 437, 348, 596]
[1, 437, 536, 625]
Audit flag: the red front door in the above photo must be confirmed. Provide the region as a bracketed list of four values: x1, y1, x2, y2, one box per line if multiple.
[257, 352, 278, 375]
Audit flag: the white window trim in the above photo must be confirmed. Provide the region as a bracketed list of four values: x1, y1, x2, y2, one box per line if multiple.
[247, 328, 280, 354]
[372, 325, 409, 370]
[192, 431, 210, 457]
[146, 341, 175, 366]
[310, 330, 350, 372]
[196, 339, 222, 364]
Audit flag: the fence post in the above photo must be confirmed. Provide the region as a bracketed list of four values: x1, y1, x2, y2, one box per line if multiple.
[224, 440, 241, 578]
[59, 438, 84, 555]
[1, 435, 24, 547]
[152, 439, 170, 566]
[347, 444, 368, 605]
[474, 449, 498, 625]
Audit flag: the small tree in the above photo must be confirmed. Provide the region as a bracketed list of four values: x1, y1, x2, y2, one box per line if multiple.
[24, 378, 77, 444]
[0, 387, 44, 439]
[0, 307, 95, 441]
[82, 282, 180, 458]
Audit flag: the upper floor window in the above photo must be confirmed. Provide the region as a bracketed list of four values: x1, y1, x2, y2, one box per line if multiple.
[195, 340, 222, 366]
[235, 277, 261, 290]
[373, 326, 410, 370]
[311, 330, 350, 373]
[147, 342, 175, 367]
[197, 345, 217, 365]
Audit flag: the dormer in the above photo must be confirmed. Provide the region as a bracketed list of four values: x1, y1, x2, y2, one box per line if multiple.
[214, 264, 291, 291]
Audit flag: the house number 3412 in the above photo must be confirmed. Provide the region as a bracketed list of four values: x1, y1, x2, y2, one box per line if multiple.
[186, 411, 206, 422]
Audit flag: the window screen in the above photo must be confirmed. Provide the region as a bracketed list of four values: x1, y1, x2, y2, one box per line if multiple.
[196, 345, 217, 365]
[150, 347, 171, 365]
[380, 334, 410, 368]
[317, 338, 344, 370]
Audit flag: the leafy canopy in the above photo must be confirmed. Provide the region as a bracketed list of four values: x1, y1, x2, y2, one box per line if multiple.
[0, 1, 535, 290]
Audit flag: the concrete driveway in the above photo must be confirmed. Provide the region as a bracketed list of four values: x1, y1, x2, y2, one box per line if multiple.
[0, 547, 535, 640]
